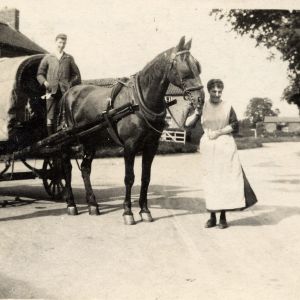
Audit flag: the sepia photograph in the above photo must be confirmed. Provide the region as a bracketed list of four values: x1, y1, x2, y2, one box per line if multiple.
[0, 0, 300, 299]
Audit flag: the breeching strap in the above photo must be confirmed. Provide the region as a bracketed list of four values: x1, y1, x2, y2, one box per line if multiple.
[103, 113, 124, 147]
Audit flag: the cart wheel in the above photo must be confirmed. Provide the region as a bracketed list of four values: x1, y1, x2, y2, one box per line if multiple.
[42, 158, 66, 200]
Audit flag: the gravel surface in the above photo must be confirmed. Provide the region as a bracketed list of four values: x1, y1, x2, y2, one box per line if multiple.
[0, 142, 300, 299]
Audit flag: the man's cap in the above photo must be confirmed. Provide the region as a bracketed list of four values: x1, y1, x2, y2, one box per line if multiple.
[56, 33, 67, 40]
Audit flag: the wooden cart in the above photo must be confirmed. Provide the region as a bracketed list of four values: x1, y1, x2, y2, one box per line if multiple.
[0, 55, 138, 200]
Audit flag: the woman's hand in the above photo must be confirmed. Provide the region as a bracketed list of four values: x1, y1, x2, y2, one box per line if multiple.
[208, 129, 221, 140]
[185, 104, 201, 128]
[195, 106, 201, 116]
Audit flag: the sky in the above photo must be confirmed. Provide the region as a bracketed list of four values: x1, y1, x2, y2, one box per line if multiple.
[1, 0, 300, 117]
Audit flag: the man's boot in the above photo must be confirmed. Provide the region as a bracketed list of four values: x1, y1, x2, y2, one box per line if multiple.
[219, 211, 228, 229]
[205, 212, 217, 228]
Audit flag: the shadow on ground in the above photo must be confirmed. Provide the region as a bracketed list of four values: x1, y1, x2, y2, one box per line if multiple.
[0, 273, 49, 299]
[230, 204, 300, 227]
[0, 184, 205, 222]
[268, 179, 300, 185]
[1, 184, 300, 226]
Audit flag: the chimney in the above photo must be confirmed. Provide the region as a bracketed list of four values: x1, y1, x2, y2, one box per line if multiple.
[0, 7, 20, 31]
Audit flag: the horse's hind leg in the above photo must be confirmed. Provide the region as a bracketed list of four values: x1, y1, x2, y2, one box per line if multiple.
[123, 143, 137, 225]
[81, 148, 100, 215]
[62, 152, 78, 215]
[139, 141, 159, 222]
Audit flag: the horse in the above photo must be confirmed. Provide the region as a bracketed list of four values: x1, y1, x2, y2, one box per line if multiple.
[59, 36, 205, 224]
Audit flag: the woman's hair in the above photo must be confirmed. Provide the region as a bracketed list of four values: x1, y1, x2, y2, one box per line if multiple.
[207, 79, 224, 91]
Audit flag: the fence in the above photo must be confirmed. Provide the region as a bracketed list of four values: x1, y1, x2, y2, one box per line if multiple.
[160, 130, 186, 144]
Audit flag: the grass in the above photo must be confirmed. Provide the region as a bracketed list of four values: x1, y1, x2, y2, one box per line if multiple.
[235, 134, 300, 150]
[235, 137, 263, 150]
[94, 142, 198, 158]
[157, 141, 198, 154]
[93, 134, 300, 158]
[258, 135, 300, 143]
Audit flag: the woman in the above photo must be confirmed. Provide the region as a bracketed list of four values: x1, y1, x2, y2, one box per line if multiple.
[186, 79, 257, 229]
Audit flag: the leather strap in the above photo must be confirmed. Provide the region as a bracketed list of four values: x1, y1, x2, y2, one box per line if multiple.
[108, 77, 130, 110]
[103, 79, 132, 147]
[103, 113, 123, 147]
[133, 73, 166, 122]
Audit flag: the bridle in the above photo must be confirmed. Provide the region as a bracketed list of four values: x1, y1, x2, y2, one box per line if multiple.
[165, 49, 203, 105]
[163, 49, 204, 129]
[133, 48, 204, 133]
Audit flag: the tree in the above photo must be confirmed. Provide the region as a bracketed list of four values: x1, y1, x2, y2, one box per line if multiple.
[210, 9, 300, 113]
[245, 97, 280, 127]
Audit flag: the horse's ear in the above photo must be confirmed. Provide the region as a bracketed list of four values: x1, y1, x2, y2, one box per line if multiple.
[184, 39, 192, 50]
[177, 36, 185, 51]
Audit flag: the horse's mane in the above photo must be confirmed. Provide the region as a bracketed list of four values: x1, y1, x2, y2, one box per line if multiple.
[139, 47, 174, 87]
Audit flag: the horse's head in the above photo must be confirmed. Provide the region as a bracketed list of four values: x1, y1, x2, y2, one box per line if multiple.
[166, 36, 205, 126]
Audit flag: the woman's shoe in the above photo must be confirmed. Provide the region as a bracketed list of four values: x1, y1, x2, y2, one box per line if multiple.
[205, 218, 217, 228]
[219, 219, 228, 229]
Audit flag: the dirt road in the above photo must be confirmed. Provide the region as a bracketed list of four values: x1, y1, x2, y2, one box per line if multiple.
[0, 142, 300, 299]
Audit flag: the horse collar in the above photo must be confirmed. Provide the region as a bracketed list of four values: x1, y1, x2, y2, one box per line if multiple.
[133, 73, 166, 123]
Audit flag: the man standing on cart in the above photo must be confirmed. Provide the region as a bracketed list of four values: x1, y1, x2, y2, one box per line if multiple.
[37, 33, 81, 136]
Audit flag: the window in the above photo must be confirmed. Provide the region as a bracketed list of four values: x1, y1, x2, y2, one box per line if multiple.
[276, 122, 288, 132]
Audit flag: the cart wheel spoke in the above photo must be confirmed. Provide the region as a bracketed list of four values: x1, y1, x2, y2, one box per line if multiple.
[59, 182, 65, 191]
[43, 158, 65, 201]
[52, 184, 56, 196]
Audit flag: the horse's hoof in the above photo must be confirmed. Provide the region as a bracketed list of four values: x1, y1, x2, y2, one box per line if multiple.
[67, 206, 78, 216]
[139, 211, 154, 222]
[123, 214, 136, 225]
[89, 205, 100, 216]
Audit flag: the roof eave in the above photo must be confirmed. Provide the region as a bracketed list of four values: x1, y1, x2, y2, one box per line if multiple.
[0, 42, 46, 54]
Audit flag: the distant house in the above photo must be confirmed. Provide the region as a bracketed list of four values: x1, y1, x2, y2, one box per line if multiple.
[163, 84, 184, 129]
[83, 78, 202, 144]
[0, 7, 46, 57]
[264, 116, 300, 133]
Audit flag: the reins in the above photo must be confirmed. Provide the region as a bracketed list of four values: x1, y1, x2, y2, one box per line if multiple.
[166, 106, 184, 130]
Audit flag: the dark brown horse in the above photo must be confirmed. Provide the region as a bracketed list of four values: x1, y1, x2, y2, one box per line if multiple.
[59, 36, 204, 224]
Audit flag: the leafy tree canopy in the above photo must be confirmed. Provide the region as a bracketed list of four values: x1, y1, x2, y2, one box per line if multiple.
[210, 9, 300, 111]
[245, 97, 280, 126]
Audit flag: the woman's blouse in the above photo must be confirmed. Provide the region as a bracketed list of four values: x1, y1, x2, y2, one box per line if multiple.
[201, 100, 239, 134]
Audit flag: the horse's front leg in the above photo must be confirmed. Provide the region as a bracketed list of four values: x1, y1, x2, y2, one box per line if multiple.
[139, 140, 159, 222]
[62, 152, 78, 215]
[81, 148, 100, 215]
[123, 143, 137, 225]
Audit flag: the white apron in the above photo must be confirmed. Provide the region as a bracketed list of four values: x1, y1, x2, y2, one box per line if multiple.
[200, 100, 246, 211]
